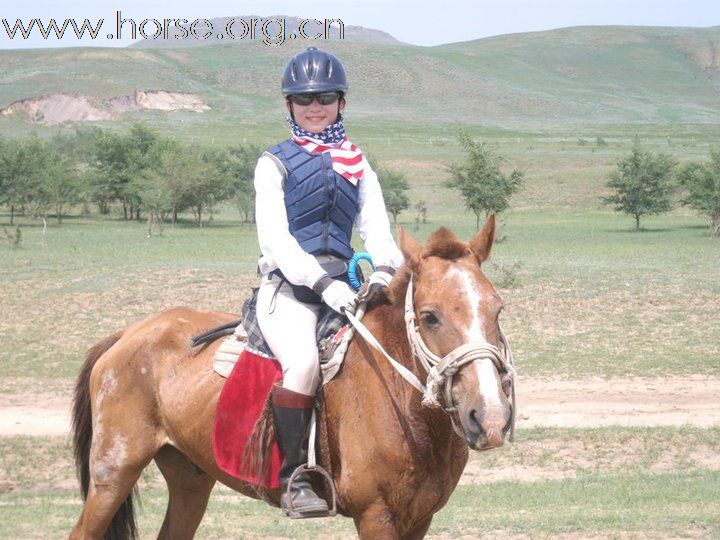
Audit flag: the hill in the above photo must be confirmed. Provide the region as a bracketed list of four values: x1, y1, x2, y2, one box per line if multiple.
[0, 25, 718, 132]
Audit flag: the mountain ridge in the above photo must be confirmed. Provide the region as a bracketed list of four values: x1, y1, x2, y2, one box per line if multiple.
[0, 25, 718, 129]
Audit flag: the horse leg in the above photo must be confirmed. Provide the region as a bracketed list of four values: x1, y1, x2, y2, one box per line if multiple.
[70, 427, 156, 539]
[155, 445, 216, 540]
[404, 517, 433, 540]
[354, 503, 400, 540]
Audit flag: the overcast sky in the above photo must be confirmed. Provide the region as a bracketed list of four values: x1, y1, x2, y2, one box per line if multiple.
[1, 0, 718, 49]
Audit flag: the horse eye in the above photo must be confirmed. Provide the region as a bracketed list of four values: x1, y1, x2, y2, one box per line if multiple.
[420, 311, 440, 328]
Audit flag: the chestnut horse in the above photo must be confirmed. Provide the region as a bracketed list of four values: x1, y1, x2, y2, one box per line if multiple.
[70, 216, 513, 539]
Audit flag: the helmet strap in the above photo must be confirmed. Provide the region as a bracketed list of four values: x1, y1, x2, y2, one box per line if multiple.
[286, 99, 296, 122]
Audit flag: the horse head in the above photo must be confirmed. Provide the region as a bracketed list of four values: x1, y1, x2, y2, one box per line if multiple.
[398, 215, 514, 451]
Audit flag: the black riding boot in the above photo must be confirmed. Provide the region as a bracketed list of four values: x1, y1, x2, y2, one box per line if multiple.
[271, 385, 330, 518]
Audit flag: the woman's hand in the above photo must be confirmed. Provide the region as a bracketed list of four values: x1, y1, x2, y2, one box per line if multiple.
[321, 280, 358, 315]
[358, 269, 393, 303]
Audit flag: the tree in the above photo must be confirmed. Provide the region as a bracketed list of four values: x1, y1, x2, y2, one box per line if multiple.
[445, 130, 524, 230]
[90, 123, 161, 219]
[33, 148, 81, 224]
[603, 143, 676, 230]
[376, 166, 410, 225]
[191, 147, 236, 227]
[227, 144, 260, 224]
[0, 138, 80, 225]
[676, 150, 720, 238]
[132, 137, 180, 226]
[0, 137, 46, 224]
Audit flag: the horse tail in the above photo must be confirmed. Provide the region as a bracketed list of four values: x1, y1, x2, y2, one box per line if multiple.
[241, 391, 276, 502]
[72, 331, 139, 540]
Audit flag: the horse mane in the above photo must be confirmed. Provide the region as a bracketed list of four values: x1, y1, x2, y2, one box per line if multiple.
[378, 227, 471, 310]
[423, 227, 470, 261]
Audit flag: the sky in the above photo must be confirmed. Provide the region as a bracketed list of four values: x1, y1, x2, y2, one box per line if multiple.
[1, 0, 718, 49]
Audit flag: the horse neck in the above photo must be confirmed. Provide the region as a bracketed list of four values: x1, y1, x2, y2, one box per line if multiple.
[362, 277, 458, 453]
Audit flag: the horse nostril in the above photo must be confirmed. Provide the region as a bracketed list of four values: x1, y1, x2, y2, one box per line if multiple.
[468, 409, 484, 436]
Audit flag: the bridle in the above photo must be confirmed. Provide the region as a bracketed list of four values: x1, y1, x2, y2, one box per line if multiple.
[404, 275, 516, 442]
[344, 273, 517, 443]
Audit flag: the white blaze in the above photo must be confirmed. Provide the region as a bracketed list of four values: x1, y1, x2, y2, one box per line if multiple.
[447, 267, 503, 411]
[447, 267, 486, 342]
[474, 358, 503, 410]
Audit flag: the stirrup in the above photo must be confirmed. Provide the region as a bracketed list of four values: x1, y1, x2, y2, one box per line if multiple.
[283, 464, 337, 519]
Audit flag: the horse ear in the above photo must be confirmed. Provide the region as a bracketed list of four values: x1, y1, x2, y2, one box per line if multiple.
[397, 224, 422, 271]
[469, 214, 496, 264]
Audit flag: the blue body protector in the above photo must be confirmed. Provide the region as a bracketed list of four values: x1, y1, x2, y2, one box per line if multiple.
[266, 139, 359, 260]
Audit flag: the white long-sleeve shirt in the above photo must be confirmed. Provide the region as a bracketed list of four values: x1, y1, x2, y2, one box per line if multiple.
[254, 152, 404, 288]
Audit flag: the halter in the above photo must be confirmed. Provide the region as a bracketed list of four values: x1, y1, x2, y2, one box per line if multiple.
[344, 274, 517, 443]
[404, 275, 517, 442]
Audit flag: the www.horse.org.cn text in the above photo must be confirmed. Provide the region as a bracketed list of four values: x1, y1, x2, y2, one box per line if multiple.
[1, 13, 346, 46]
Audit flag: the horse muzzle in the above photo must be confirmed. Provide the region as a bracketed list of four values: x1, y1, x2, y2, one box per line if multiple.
[460, 401, 512, 451]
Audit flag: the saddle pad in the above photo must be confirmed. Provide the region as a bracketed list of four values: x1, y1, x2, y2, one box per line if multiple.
[212, 350, 282, 488]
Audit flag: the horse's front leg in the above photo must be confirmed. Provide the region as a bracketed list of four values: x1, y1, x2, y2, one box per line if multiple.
[404, 516, 433, 540]
[353, 502, 400, 540]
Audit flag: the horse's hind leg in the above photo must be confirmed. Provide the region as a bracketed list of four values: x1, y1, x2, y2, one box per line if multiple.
[155, 445, 216, 540]
[71, 370, 161, 539]
[70, 425, 157, 539]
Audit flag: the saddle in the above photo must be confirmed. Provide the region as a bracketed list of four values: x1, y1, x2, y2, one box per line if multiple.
[203, 287, 353, 383]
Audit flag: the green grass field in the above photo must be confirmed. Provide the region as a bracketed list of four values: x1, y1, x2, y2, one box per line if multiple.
[1, 428, 718, 538]
[2, 133, 718, 383]
[1, 123, 719, 537]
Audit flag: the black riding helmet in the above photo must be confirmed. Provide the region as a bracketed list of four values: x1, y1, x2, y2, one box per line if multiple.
[282, 47, 348, 95]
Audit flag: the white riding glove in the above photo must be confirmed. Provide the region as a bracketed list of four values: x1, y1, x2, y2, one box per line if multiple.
[321, 280, 358, 315]
[358, 269, 393, 302]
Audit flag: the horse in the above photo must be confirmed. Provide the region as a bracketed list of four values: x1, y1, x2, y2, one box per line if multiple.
[69, 215, 514, 539]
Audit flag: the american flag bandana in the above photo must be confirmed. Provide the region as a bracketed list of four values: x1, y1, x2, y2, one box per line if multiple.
[287, 114, 365, 185]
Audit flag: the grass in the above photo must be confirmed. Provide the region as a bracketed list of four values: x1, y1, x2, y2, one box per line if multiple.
[435, 471, 719, 538]
[1, 200, 717, 383]
[2, 472, 717, 538]
[1, 427, 717, 538]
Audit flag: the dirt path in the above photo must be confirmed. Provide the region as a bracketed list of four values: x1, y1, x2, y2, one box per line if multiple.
[516, 375, 720, 428]
[1, 376, 718, 436]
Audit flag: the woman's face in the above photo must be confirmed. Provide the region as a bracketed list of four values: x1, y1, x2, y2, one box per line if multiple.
[286, 94, 345, 133]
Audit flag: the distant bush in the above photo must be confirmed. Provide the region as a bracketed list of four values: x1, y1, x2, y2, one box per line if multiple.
[489, 259, 523, 289]
[413, 199, 428, 230]
[676, 150, 720, 238]
[445, 130, 524, 230]
[603, 143, 676, 230]
[377, 166, 410, 225]
[595, 136, 608, 147]
[2, 226, 22, 249]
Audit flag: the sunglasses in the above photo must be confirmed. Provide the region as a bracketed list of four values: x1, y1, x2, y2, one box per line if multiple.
[287, 92, 341, 106]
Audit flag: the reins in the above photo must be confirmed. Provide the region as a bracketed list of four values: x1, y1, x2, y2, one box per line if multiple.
[345, 274, 517, 442]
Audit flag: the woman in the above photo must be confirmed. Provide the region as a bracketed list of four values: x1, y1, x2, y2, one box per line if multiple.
[253, 46, 403, 517]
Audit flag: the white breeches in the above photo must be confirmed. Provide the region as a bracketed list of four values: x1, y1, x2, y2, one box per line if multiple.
[256, 273, 323, 396]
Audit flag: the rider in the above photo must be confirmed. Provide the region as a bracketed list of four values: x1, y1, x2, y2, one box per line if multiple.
[253, 47, 403, 517]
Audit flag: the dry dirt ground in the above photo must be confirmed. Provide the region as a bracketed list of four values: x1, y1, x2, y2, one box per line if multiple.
[1, 375, 718, 437]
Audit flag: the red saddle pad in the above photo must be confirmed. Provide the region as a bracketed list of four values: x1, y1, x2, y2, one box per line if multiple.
[212, 350, 282, 488]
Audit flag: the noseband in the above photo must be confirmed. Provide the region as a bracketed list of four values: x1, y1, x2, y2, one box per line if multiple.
[404, 275, 517, 441]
